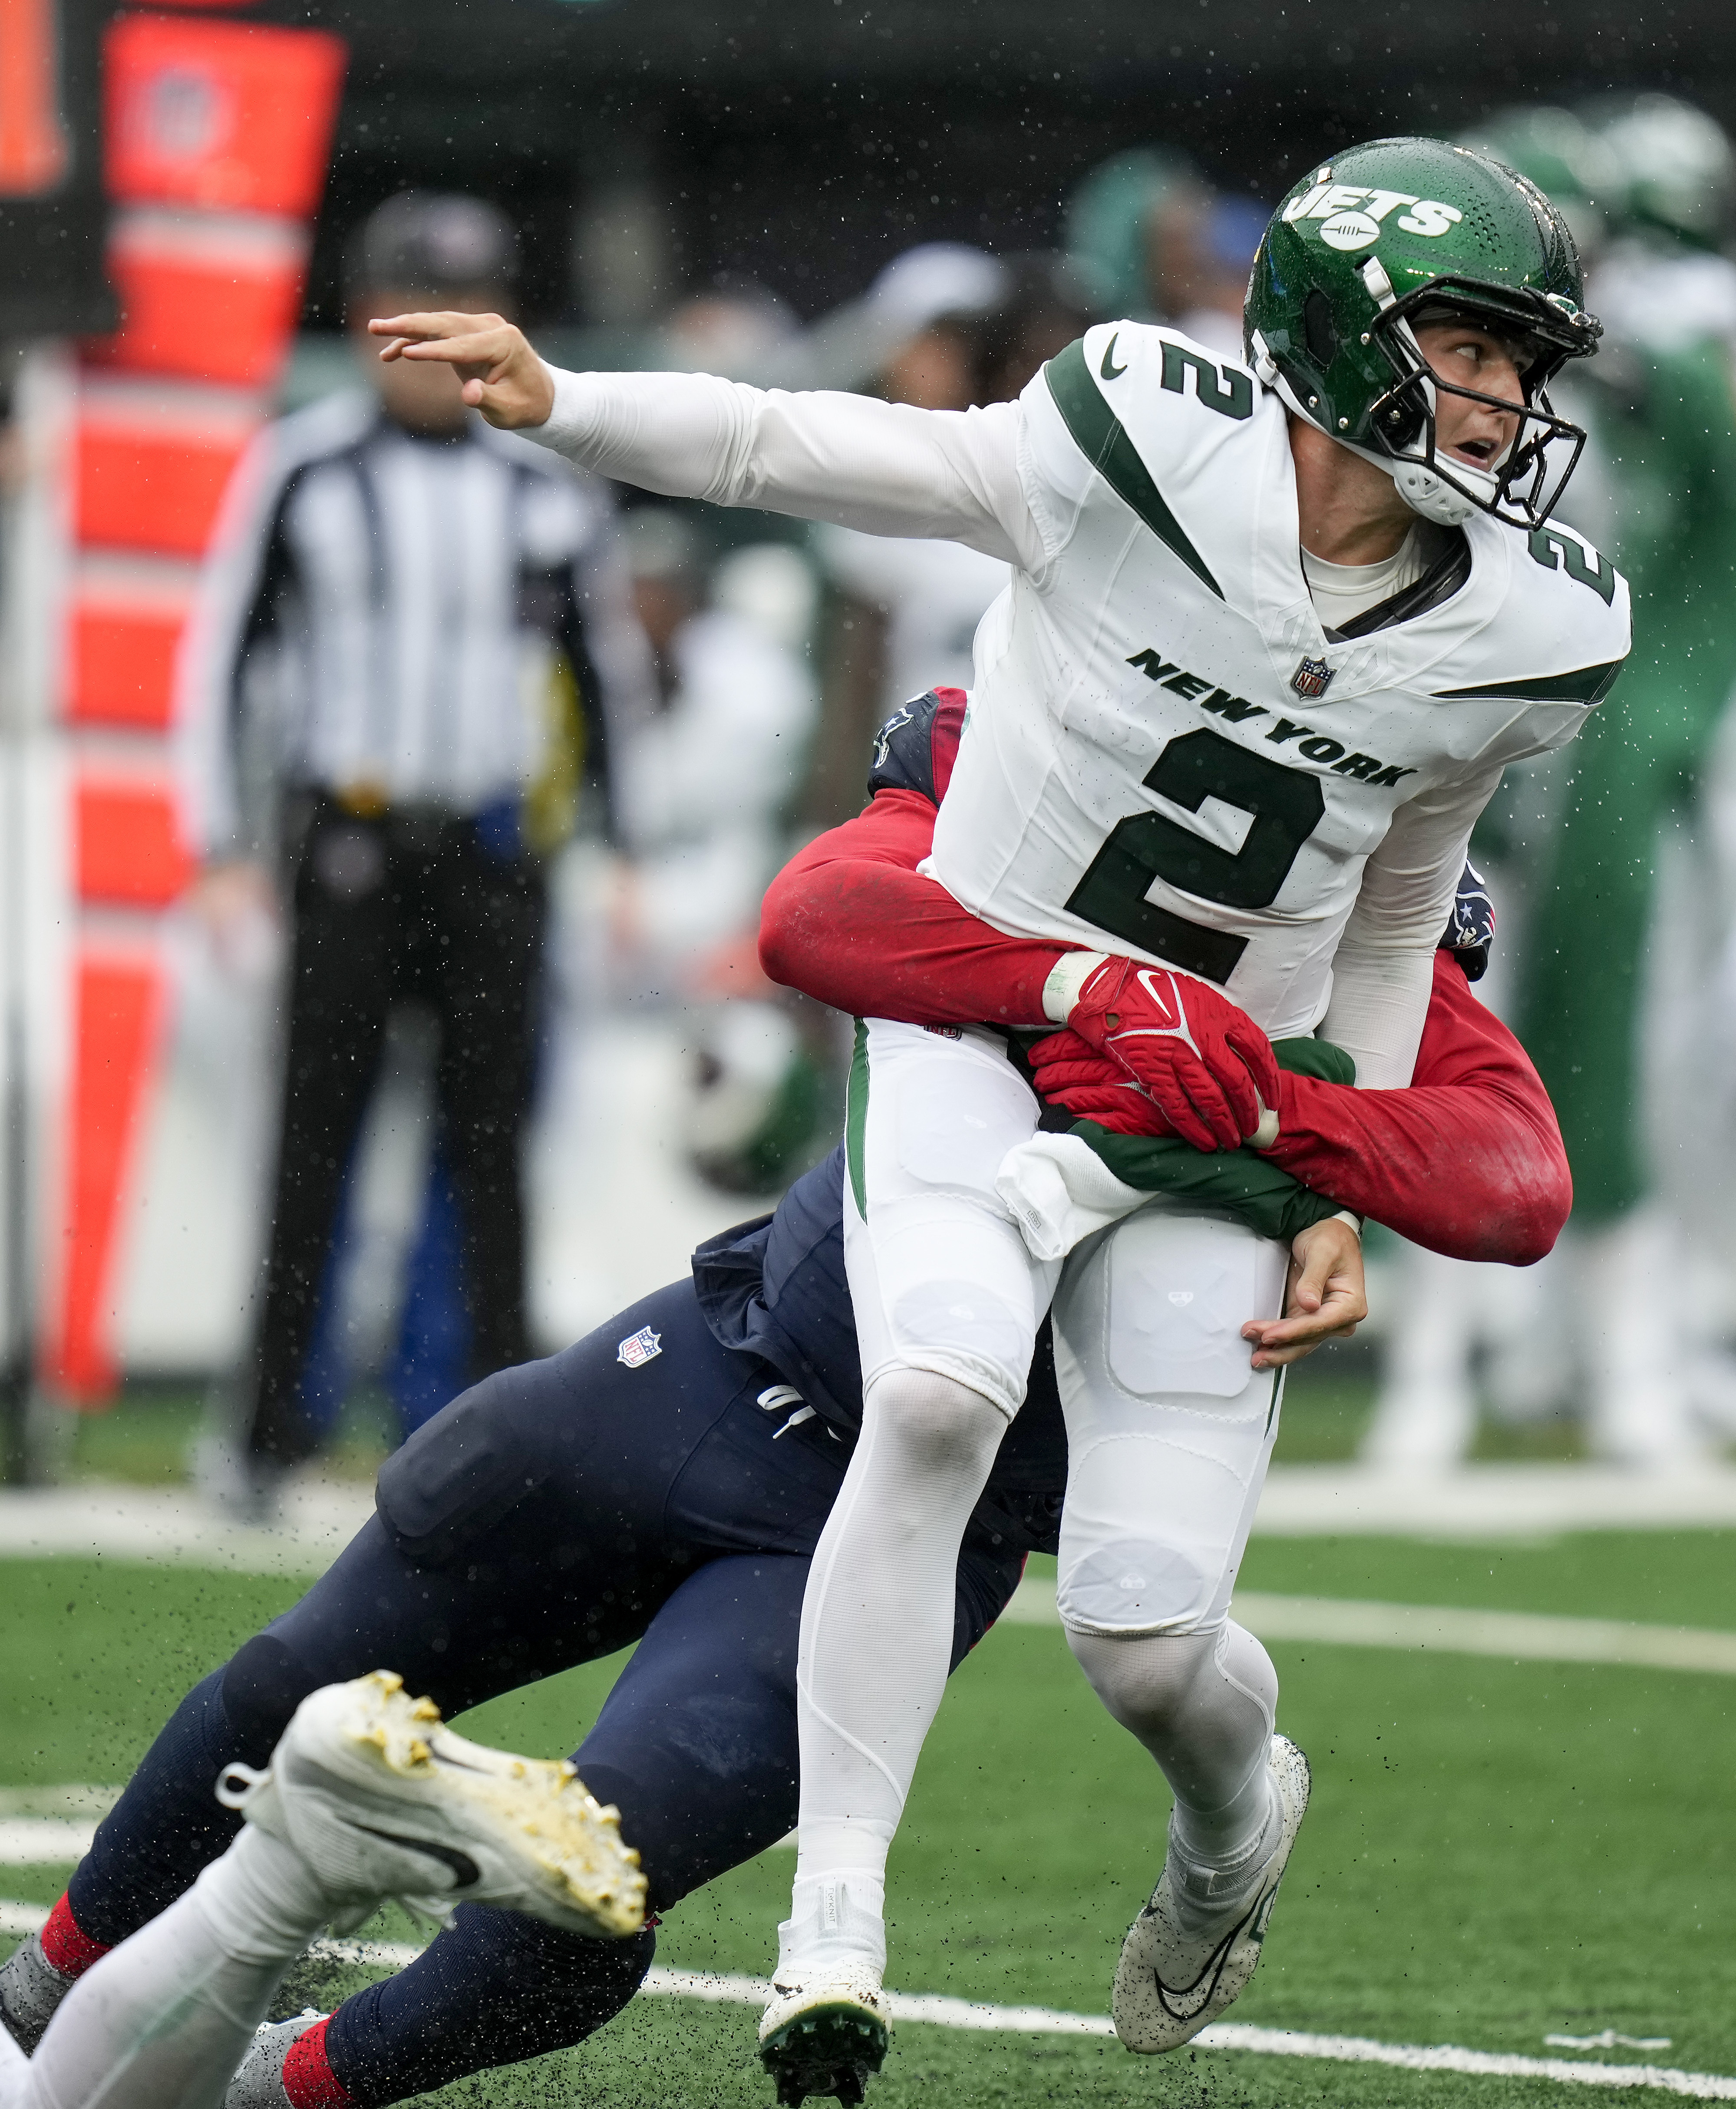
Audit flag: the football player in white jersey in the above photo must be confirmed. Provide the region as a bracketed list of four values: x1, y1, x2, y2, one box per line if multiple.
[370, 134, 1628, 2102]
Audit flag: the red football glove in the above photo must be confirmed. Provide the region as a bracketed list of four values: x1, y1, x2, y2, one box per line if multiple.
[1054, 958, 1279, 1152]
[1027, 1031, 1172, 1136]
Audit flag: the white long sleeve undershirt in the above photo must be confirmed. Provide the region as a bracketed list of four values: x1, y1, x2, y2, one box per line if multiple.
[538, 364, 1047, 569]
[530, 361, 1485, 1091]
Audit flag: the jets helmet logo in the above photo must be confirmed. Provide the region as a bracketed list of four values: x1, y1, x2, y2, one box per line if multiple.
[1281, 175, 1465, 249]
[1290, 656, 1336, 700]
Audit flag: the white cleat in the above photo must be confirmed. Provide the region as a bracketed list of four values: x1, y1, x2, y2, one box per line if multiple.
[216, 1669, 646, 1939]
[758, 1967, 891, 2107]
[1112, 1733, 1310, 2054]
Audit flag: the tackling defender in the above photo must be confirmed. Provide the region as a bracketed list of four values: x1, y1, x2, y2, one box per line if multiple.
[1, 703, 1571, 2109]
[371, 135, 1625, 2093]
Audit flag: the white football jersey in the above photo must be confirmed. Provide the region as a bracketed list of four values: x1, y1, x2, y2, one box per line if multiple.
[930, 321, 1630, 1036]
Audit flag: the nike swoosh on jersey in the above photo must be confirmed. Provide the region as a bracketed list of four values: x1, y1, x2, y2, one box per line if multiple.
[1150, 1886, 1269, 2022]
[1100, 333, 1129, 381]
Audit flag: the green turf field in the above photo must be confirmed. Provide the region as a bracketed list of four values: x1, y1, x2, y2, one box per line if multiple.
[4, 1533, 1733, 2106]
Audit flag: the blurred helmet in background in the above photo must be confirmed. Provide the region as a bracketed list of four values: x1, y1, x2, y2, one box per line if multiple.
[656, 274, 800, 378]
[864, 241, 1010, 337]
[345, 190, 518, 302]
[1064, 144, 1205, 318]
[686, 1000, 828, 1197]
[1165, 192, 1270, 358]
[862, 242, 1010, 407]
[1580, 92, 1736, 253]
[1457, 106, 1620, 267]
[960, 250, 1099, 403]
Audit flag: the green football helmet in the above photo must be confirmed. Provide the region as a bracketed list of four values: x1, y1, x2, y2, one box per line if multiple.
[1244, 136, 1602, 531]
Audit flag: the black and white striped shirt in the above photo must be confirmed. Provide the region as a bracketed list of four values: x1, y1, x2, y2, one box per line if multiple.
[178, 389, 656, 857]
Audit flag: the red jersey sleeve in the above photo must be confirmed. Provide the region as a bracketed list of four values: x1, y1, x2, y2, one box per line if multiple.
[759, 789, 1069, 1027]
[1261, 951, 1570, 1263]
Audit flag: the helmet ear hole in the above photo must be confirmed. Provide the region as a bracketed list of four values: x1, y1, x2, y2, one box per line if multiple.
[1303, 289, 1338, 368]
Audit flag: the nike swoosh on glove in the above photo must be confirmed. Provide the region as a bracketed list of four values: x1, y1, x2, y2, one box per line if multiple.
[1026, 1034, 1172, 1137]
[1054, 959, 1279, 1151]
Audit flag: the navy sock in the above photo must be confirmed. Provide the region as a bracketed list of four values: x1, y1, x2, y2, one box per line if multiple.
[66, 1669, 255, 1946]
[67, 1634, 319, 1947]
[325, 1904, 656, 2106]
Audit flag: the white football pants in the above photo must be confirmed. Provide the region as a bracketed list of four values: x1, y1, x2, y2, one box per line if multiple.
[0, 1828, 328, 2109]
[790, 1019, 1290, 1967]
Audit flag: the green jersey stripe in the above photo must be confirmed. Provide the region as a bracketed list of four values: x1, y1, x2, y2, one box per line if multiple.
[1043, 339, 1224, 601]
[1431, 660, 1624, 706]
[846, 1017, 870, 1217]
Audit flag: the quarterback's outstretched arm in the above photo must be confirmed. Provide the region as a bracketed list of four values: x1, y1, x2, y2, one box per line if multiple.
[368, 311, 1045, 569]
[761, 787, 1569, 1265]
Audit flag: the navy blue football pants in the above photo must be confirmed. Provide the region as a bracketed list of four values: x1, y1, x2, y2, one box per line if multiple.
[66, 1280, 1023, 2105]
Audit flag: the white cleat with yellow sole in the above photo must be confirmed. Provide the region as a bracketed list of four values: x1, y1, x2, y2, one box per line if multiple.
[1112, 1733, 1310, 2053]
[215, 1669, 646, 1938]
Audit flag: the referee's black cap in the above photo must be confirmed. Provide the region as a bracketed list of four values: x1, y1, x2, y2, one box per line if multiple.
[346, 192, 518, 301]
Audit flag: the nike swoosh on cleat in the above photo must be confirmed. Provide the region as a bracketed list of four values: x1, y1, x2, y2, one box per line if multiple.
[1149, 1887, 1270, 2023]
[351, 1824, 481, 1887]
[1100, 332, 1129, 381]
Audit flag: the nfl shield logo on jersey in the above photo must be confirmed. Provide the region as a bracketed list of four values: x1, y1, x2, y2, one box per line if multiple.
[617, 1325, 662, 1369]
[1290, 655, 1336, 699]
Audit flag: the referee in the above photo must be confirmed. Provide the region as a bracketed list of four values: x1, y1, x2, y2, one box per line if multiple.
[179, 192, 654, 1502]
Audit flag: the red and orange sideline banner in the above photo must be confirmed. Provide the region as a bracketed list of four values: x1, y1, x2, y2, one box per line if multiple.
[40, 7, 343, 1403]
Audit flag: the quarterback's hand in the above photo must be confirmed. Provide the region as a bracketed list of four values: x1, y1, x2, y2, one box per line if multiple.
[1242, 1215, 1366, 1370]
[368, 311, 555, 430]
[1026, 1031, 1172, 1136]
[1052, 956, 1279, 1152]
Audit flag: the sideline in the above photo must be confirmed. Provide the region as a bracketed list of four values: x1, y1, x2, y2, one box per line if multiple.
[0, 1911, 1723, 2101]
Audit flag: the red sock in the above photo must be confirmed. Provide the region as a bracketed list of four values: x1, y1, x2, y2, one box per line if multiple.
[37, 1895, 109, 1980]
[282, 2017, 357, 2109]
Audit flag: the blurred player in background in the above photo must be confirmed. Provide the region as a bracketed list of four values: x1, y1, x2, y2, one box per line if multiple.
[1366, 98, 1736, 1468]
[612, 507, 825, 1190]
[807, 247, 1093, 830]
[1521, 94, 1736, 1462]
[178, 191, 654, 1510]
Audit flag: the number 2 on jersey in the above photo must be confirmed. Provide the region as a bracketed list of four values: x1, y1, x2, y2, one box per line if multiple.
[1065, 729, 1325, 983]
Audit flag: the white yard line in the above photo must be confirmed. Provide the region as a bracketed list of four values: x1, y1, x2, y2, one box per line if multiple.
[0, 1821, 98, 1864]
[1000, 1577, 1736, 1675]
[0, 1789, 119, 1864]
[0, 1911, 1724, 2098]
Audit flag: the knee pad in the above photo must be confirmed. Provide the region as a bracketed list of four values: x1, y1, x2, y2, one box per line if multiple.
[221, 1635, 325, 1761]
[376, 1360, 566, 1567]
[865, 1366, 1010, 1478]
[1065, 1625, 1221, 1742]
[1066, 1622, 1277, 1760]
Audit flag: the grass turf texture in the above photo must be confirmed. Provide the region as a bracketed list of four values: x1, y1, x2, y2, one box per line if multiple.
[3, 1540, 1734, 2105]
